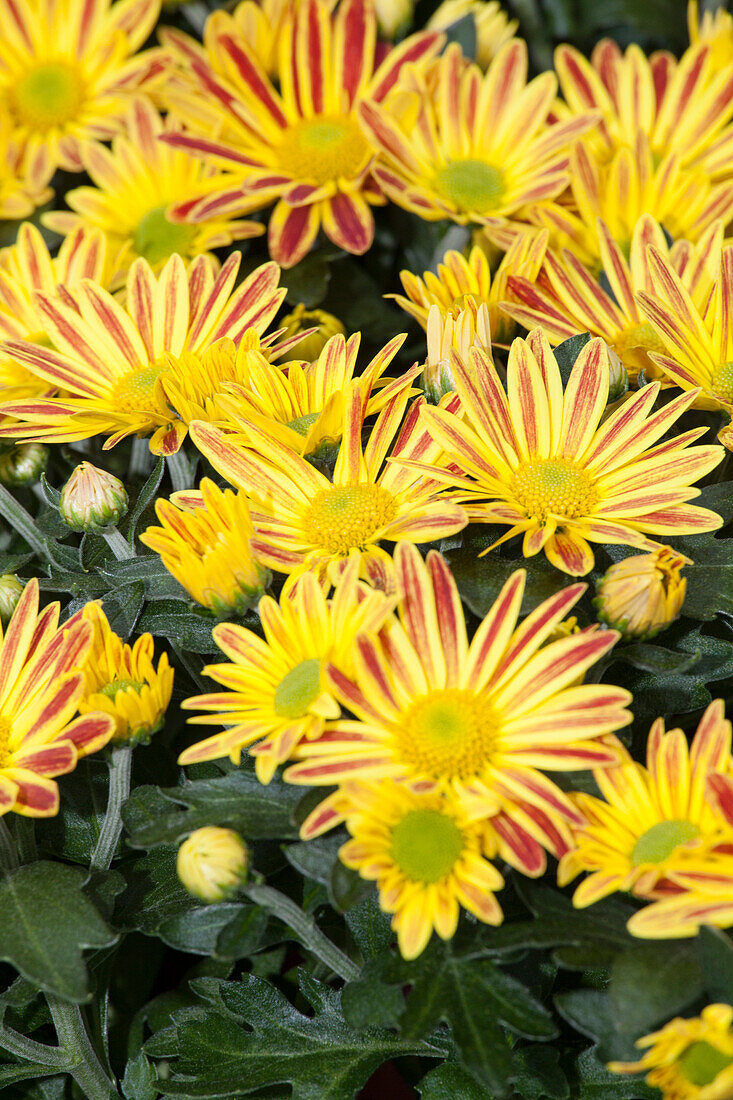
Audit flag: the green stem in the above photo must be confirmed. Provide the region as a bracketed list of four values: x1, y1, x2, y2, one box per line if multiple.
[0, 818, 18, 873]
[0, 1022, 66, 1066]
[90, 746, 132, 873]
[244, 884, 359, 981]
[166, 450, 192, 493]
[128, 437, 153, 478]
[46, 994, 119, 1100]
[101, 525, 135, 561]
[0, 483, 47, 555]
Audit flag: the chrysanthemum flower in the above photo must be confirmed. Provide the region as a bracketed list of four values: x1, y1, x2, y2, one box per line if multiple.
[161, 0, 294, 80]
[161, 0, 442, 266]
[393, 231, 547, 344]
[0, 579, 114, 816]
[608, 1003, 733, 1100]
[595, 547, 688, 640]
[43, 99, 264, 287]
[359, 42, 597, 227]
[340, 783, 505, 959]
[278, 305, 345, 363]
[416, 331, 723, 575]
[503, 216, 722, 383]
[427, 0, 517, 69]
[78, 603, 173, 745]
[0, 253, 285, 454]
[285, 542, 630, 831]
[637, 242, 733, 416]
[422, 301, 492, 404]
[140, 477, 269, 615]
[689, 0, 733, 72]
[0, 0, 165, 175]
[180, 558, 393, 783]
[190, 378, 468, 587]
[0, 114, 53, 219]
[0, 222, 112, 404]
[213, 331, 410, 458]
[557, 700, 733, 908]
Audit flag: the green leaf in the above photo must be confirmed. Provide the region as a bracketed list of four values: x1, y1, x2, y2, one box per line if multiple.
[446, 548, 570, 620]
[159, 904, 246, 955]
[418, 1063, 494, 1099]
[125, 457, 165, 544]
[555, 991, 639, 1063]
[442, 14, 477, 58]
[571, 1047, 658, 1099]
[512, 1045, 569, 1100]
[609, 942, 704, 1037]
[344, 893, 393, 960]
[0, 862, 116, 1003]
[146, 973, 442, 1099]
[115, 845, 202, 936]
[553, 332, 591, 387]
[283, 249, 334, 308]
[0, 1064, 64, 1086]
[122, 1051, 158, 1100]
[35, 760, 108, 864]
[135, 600, 220, 653]
[697, 927, 733, 1005]
[215, 905, 269, 960]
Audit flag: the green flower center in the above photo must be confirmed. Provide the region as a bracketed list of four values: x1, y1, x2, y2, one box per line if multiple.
[433, 159, 506, 215]
[287, 412, 320, 437]
[512, 459, 598, 524]
[678, 1041, 733, 1087]
[631, 819, 700, 866]
[276, 116, 371, 186]
[303, 484, 398, 556]
[10, 62, 84, 130]
[100, 678, 145, 700]
[133, 207, 199, 267]
[710, 361, 733, 405]
[391, 809, 464, 884]
[397, 688, 497, 783]
[273, 658, 321, 719]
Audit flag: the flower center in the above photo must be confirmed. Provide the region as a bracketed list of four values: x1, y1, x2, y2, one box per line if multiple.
[9, 62, 84, 131]
[275, 116, 371, 186]
[511, 459, 598, 525]
[273, 658, 321, 719]
[391, 809, 465, 884]
[433, 159, 506, 215]
[111, 365, 166, 416]
[133, 207, 199, 267]
[710, 361, 733, 404]
[396, 688, 498, 783]
[287, 412, 320, 437]
[631, 819, 700, 866]
[615, 321, 667, 358]
[678, 1041, 733, 1087]
[100, 678, 145, 700]
[302, 485, 398, 556]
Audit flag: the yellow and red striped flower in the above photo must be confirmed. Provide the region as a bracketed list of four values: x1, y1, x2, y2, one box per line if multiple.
[0, 0, 165, 176]
[689, 0, 733, 73]
[558, 700, 733, 911]
[190, 376, 467, 588]
[0, 579, 114, 817]
[359, 41, 597, 228]
[416, 331, 723, 576]
[427, 0, 517, 69]
[0, 113, 53, 219]
[161, 0, 442, 266]
[285, 542, 630, 834]
[0, 253, 285, 454]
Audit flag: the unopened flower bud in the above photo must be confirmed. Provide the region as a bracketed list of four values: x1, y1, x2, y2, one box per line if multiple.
[0, 575, 24, 626]
[59, 463, 128, 532]
[374, 0, 414, 36]
[0, 443, 49, 486]
[607, 348, 629, 403]
[279, 305, 346, 362]
[176, 827, 249, 902]
[595, 547, 688, 639]
[423, 300, 491, 403]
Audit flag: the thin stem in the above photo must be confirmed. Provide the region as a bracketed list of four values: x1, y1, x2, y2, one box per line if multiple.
[0, 1022, 66, 1066]
[90, 746, 132, 874]
[244, 883, 359, 981]
[0, 818, 18, 873]
[128, 437, 153, 478]
[101, 525, 135, 561]
[166, 450, 192, 493]
[0, 483, 47, 555]
[46, 994, 119, 1100]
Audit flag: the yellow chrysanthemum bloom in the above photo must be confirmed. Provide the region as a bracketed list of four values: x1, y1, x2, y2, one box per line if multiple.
[278, 305, 346, 363]
[161, 0, 442, 266]
[0, 253, 285, 454]
[177, 826, 249, 902]
[393, 231, 548, 344]
[286, 542, 630, 832]
[190, 376, 468, 588]
[43, 99, 264, 287]
[689, 0, 733, 73]
[0, 0, 164, 176]
[213, 331, 410, 459]
[180, 558, 393, 783]
[503, 215, 722, 383]
[416, 330, 724, 576]
[340, 783, 504, 959]
[140, 478, 269, 616]
[359, 42, 597, 228]
[423, 301, 492, 403]
[595, 547, 688, 639]
[0, 579, 114, 816]
[163, 0, 294, 79]
[557, 700, 733, 909]
[427, 0, 517, 69]
[79, 603, 173, 745]
[609, 1003, 733, 1100]
[0, 114, 53, 219]
[0, 222, 113, 404]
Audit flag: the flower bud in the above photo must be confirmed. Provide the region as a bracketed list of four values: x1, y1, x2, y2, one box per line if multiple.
[279, 305, 346, 362]
[374, 0, 414, 37]
[607, 348, 629, 403]
[0, 443, 49, 486]
[176, 827, 249, 902]
[59, 462, 128, 532]
[595, 547, 688, 639]
[0, 575, 24, 626]
[424, 300, 491, 403]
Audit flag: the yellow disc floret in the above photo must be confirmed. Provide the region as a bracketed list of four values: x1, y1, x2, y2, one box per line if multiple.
[512, 460, 598, 524]
[303, 485, 399, 556]
[276, 117, 370, 186]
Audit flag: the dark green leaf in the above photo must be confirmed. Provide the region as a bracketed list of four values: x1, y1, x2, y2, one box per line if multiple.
[609, 942, 704, 1037]
[115, 846, 201, 936]
[553, 332, 591, 387]
[697, 926, 733, 1005]
[446, 549, 569, 619]
[136, 600, 220, 653]
[122, 1052, 158, 1100]
[344, 893, 393, 960]
[215, 905, 269, 960]
[442, 14, 477, 58]
[126, 457, 165, 543]
[159, 904, 245, 955]
[571, 1047, 658, 1099]
[512, 1045, 569, 1100]
[418, 1063, 494, 1099]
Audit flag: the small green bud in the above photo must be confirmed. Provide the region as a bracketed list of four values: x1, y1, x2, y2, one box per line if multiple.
[59, 462, 128, 532]
[607, 348, 629, 403]
[0, 443, 49, 486]
[0, 575, 24, 626]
